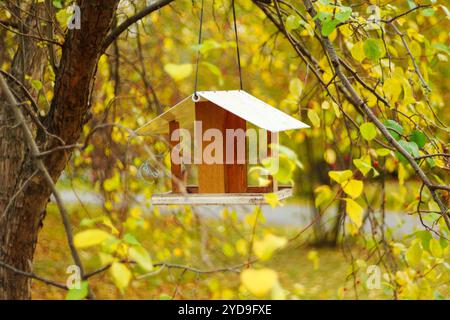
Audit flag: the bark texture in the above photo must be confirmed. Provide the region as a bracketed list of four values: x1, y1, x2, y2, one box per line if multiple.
[0, 0, 119, 299]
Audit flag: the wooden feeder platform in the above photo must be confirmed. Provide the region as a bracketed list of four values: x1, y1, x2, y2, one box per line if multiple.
[151, 188, 292, 205]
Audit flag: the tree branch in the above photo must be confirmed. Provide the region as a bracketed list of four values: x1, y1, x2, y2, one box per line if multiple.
[102, 0, 175, 51]
[0, 259, 67, 290]
[301, 0, 449, 230]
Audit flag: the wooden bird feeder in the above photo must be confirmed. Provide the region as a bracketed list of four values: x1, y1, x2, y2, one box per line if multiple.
[136, 90, 309, 205]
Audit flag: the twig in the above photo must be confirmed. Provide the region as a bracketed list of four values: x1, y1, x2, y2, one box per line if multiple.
[102, 0, 175, 50]
[0, 259, 67, 290]
[389, 22, 430, 92]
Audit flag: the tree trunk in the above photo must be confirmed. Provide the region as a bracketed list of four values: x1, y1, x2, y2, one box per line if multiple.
[0, 0, 119, 299]
[0, 2, 48, 299]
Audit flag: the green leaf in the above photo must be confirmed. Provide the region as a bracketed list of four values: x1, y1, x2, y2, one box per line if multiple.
[414, 230, 432, 251]
[66, 281, 89, 300]
[52, 0, 62, 9]
[128, 246, 153, 272]
[335, 6, 352, 22]
[360, 122, 377, 141]
[363, 38, 386, 60]
[123, 233, 140, 246]
[409, 130, 426, 148]
[421, 8, 436, 16]
[262, 154, 296, 184]
[426, 157, 436, 168]
[396, 140, 420, 163]
[383, 119, 404, 140]
[31, 79, 43, 90]
[315, 11, 332, 21]
[353, 155, 373, 176]
[286, 15, 302, 32]
[321, 19, 338, 36]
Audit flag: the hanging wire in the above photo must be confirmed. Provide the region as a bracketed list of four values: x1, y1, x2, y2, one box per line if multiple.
[193, 0, 244, 96]
[231, 0, 243, 90]
[193, 0, 205, 99]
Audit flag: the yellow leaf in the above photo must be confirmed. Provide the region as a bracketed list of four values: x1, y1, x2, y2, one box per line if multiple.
[351, 41, 365, 62]
[383, 77, 402, 102]
[271, 281, 286, 300]
[110, 262, 132, 290]
[128, 246, 153, 272]
[345, 198, 364, 228]
[307, 109, 320, 128]
[129, 207, 142, 218]
[376, 148, 391, 157]
[240, 269, 278, 297]
[398, 163, 407, 186]
[342, 179, 363, 199]
[264, 193, 282, 208]
[235, 239, 248, 256]
[102, 216, 119, 235]
[74, 229, 110, 249]
[289, 78, 303, 97]
[428, 200, 440, 213]
[405, 240, 422, 268]
[314, 185, 332, 207]
[409, 40, 422, 58]
[329, 170, 353, 184]
[253, 234, 287, 261]
[307, 250, 320, 270]
[332, 102, 342, 118]
[164, 63, 193, 81]
[360, 122, 377, 141]
[429, 239, 443, 258]
[103, 173, 120, 192]
[321, 101, 330, 110]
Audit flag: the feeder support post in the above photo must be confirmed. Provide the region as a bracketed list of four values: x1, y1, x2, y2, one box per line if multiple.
[169, 120, 185, 193]
[267, 131, 279, 192]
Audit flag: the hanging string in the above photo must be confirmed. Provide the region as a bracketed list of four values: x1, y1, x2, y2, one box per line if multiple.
[193, 0, 205, 99]
[193, 0, 243, 96]
[231, 0, 243, 90]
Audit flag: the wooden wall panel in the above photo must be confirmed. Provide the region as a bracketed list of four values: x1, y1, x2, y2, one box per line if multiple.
[195, 101, 227, 193]
[225, 112, 247, 193]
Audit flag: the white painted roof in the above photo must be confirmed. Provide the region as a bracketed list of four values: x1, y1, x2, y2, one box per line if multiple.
[136, 90, 309, 135]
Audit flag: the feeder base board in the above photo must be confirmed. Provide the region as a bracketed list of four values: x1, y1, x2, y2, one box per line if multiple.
[151, 188, 292, 205]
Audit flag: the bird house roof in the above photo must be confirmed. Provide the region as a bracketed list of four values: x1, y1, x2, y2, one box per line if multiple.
[135, 90, 309, 135]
